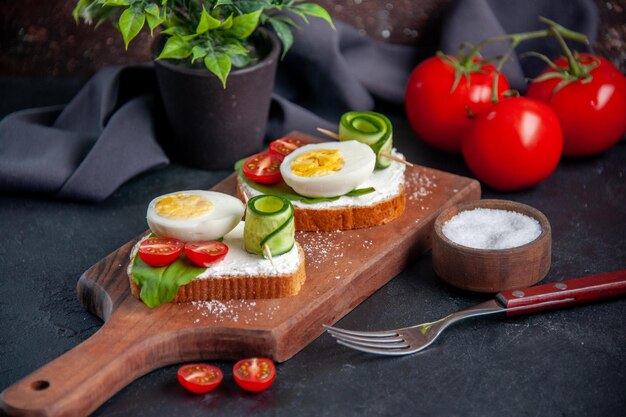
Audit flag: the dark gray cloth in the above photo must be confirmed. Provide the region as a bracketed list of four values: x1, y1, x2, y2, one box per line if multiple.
[0, 66, 169, 202]
[267, 19, 426, 138]
[0, 0, 597, 202]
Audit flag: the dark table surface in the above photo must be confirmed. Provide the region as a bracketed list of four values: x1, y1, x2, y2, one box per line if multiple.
[1, 77, 625, 417]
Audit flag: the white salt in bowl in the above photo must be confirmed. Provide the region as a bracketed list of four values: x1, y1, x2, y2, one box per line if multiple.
[432, 199, 551, 293]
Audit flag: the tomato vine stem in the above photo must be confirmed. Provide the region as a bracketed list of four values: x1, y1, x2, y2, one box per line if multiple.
[454, 16, 588, 103]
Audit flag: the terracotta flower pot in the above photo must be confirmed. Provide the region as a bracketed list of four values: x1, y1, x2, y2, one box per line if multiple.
[154, 29, 280, 170]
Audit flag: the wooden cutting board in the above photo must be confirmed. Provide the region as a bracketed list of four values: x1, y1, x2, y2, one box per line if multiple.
[0, 132, 480, 417]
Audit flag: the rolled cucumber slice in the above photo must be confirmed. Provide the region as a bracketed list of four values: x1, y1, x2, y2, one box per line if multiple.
[372, 134, 393, 168]
[339, 111, 393, 169]
[244, 195, 295, 257]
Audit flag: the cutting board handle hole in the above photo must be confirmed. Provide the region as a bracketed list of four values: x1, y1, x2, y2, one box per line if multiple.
[30, 380, 50, 391]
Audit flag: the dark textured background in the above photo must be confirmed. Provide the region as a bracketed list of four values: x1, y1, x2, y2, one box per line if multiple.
[0, 80, 625, 416]
[1, 1, 625, 416]
[1, 0, 625, 77]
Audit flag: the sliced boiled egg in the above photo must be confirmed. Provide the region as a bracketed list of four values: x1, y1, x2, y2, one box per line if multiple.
[146, 190, 244, 242]
[280, 140, 375, 198]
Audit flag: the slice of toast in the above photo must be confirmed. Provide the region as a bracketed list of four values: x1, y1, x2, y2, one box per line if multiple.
[237, 176, 406, 232]
[237, 150, 407, 232]
[128, 223, 306, 303]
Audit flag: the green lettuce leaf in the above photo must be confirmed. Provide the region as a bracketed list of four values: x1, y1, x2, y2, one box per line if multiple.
[234, 158, 375, 204]
[131, 254, 205, 308]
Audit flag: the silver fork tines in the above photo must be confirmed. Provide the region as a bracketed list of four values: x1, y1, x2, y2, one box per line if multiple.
[324, 325, 421, 355]
[326, 329, 409, 349]
[323, 299, 506, 356]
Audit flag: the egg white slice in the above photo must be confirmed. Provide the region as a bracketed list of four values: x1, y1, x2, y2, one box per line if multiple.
[280, 140, 376, 198]
[146, 190, 244, 242]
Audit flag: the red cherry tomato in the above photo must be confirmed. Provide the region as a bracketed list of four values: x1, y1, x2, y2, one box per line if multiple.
[269, 137, 306, 160]
[138, 237, 184, 267]
[177, 364, 223, 394]
[242, 152, 282, 184]
[405, 55, 510, 153]
[462, 97, 563, 191]
[233, 358, 276, 392]
[526, 54, 626, 157]
[184, 241, 229, 267]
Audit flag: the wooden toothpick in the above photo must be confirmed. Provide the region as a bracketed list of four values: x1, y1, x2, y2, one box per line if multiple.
[315, 128, 414, 167]
[316, 127, 341, 140]
[264, 244, 277, 270]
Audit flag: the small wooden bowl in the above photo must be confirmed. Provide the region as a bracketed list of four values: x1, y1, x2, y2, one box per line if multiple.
[432, 199, 551, 293]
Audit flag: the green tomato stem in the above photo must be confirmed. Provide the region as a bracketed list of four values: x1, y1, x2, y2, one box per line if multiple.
[478, 17, 588, 103]
[462, 19, 587, 66]
[550, 26, 585, 77]
[538, 16, 589, 46]
[489, 40, 519, 103]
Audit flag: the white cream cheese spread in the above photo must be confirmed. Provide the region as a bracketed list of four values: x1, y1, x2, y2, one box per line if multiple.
[128, 222, 301, 279]
[196, 222, 300, 278]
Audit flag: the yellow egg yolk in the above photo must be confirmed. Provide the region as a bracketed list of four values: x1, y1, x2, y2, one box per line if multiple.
[154, 193, 214, 219]
[291, 149, 344, 177]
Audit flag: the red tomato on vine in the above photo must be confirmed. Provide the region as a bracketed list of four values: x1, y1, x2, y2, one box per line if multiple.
[526, 53, 626, 157]
[405, 55, 510, 153]
[462, 97, 563, 191]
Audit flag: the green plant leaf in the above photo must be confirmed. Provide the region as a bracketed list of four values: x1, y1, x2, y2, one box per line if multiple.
[230, 54, 250, 68]
[230, 9, 262, 39]
[197, 6, 221, 34]
[161, 25, 197, 40]
[144, 3, 159, 16]
[180, 33, 199, 41]
[160, 26, 182, 35]
[235, 0, 273, 14]
[118, 7, 146, 49]
[191, 45, 207, 62]
[220, 13, 233, 29]
[272, 14, 299, 28]
[157, 36, 192, 59]
[103, 0, 130, 6]
[146, 14, 163, 34]
[95, 7, 117, 28]
[72, 0, 91, 22]
[204, 51, 232, 88]
[268, 16, 293, 59]
[287, 9, 309, 24]
[131, 254, 205, 308]
[214, 0, 234, 7]
[144, 4, 163, 34]
[294, 2, 335, 29]
[220, 42, 248, 56]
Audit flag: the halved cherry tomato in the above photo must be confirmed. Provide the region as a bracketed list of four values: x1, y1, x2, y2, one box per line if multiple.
[242, 152, 282, 184]
[138, 237, 184, 267]
[269, 137, 306, 160]
[184, 241, 229, 267]
[177, 364, 223, 394]
[233, 357, 276, 392]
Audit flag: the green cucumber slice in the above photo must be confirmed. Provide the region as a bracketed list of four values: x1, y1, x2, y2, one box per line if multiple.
[372, 134, 393, 169]
[338, 111, 393, 169]
[244, 195, 295, 257]
[261, 216, 295, 256]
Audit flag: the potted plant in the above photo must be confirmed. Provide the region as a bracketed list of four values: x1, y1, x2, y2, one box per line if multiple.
[73, 0, 334, 169]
